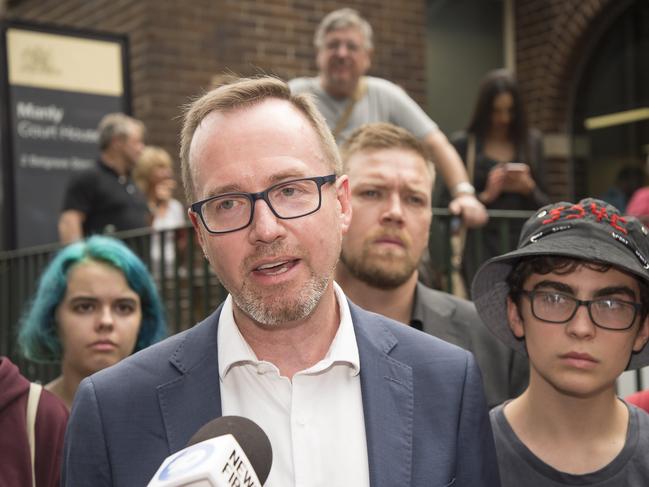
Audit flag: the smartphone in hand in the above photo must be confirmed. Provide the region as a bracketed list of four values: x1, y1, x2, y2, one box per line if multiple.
[505, 162, 527, 172]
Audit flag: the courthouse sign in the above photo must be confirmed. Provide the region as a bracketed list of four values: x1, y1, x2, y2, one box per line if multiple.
[1, 22, 129, 248]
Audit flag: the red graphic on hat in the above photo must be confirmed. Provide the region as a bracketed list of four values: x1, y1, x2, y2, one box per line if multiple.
[542, 202, 628, 234]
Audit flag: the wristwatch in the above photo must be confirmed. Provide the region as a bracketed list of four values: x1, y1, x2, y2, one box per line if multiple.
[452, 182, 476, 197]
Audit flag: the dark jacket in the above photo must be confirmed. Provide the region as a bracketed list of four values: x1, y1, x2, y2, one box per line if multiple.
[0, 357, 68, 487]
[411, 283, 528, 407]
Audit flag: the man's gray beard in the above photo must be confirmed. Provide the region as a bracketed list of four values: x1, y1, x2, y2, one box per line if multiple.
[230, 267, 332, 327]
[340, 250, 417, 290]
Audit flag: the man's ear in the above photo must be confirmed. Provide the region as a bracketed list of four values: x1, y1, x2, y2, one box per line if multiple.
[112, 134, 126, 151]
[507, 295, 525, 339]
[188, 208, 208, 259]
[365, 47, 373, 71]
[336, 175, 353, 234]
[316, 48, 326, 73]
[633, 315, 649, 353]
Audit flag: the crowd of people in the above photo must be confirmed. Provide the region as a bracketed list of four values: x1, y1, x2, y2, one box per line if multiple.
[1, 7, 648, 487]
[57, 114, 188, 276]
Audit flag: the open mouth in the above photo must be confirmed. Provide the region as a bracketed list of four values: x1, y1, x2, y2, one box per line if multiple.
[254, 259, 298, 276]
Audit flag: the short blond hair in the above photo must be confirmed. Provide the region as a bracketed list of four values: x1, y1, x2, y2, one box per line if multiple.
[314, 8, 373, 50]
[180, 76, 341, 202]
[133, 146, 173, 195]
[341, 123, 434, 178]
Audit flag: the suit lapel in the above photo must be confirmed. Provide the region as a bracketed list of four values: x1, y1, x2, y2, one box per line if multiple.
[156, 300, 416, 482]
[158, 307, 224, 452]
[351, 302, 414, 487]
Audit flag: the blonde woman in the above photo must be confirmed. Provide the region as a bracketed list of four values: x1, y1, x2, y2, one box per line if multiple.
[133, 146, 187, 274]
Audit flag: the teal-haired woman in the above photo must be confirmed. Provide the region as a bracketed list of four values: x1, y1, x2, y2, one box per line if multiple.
[18, 235, 166, 409]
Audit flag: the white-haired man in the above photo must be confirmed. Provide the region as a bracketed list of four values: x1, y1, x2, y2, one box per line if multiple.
[289, 8, 487, 228]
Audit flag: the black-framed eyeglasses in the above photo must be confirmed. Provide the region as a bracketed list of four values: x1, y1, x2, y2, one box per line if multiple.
[190, 174, 337, 234]
[520, 290, 641, 331]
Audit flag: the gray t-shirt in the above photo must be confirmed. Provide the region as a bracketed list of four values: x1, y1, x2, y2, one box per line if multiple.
[288, 76, 438, 144]
[490, 402, 649, 486]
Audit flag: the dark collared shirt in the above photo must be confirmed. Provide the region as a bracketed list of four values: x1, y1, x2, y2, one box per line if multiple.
[62, 159, 150, 236]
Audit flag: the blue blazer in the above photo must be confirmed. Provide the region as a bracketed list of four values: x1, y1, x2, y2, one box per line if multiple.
[62, 301, 500, 486]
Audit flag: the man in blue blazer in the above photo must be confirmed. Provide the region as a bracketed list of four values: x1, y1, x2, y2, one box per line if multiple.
[63, 76, 500, 486]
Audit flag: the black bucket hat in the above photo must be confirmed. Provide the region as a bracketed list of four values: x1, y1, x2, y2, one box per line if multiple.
[471, 197, 649, 370]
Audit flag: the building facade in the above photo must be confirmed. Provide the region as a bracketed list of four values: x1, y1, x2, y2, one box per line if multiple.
[3, 0, 646, 203]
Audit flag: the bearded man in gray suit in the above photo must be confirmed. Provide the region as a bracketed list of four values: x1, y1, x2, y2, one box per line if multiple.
[336, 122, 528, 408]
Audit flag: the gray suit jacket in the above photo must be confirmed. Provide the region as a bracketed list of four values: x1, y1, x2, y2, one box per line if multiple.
[62, 300, 500, 486]
[412, 283, 528, 408]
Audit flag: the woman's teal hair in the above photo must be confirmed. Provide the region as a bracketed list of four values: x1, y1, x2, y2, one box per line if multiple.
[18, 235, 167, 362]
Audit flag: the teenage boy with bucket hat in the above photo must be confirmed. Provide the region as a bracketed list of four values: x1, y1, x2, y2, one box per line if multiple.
[472, 197, 649, 486]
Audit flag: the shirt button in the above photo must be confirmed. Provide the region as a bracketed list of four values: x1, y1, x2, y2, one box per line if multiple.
[256, 364, 268, 374]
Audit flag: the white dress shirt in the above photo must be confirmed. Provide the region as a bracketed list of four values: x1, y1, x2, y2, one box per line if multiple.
[218, 283, 370, 487]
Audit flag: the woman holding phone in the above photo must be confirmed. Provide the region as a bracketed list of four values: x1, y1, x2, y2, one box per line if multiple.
[446, 69, 549, 290]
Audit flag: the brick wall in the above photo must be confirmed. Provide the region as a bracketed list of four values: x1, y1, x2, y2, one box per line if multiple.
[6, 0, 631, 201]
[5, 0, 428, 186]
[514, 0, 628, 200]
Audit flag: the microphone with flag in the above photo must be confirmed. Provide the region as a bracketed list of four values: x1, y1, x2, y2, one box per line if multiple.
[147, 416, 273, 486]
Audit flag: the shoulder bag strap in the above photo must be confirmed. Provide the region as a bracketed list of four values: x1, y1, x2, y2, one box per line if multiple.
[332, 77, 367, 139]
[27, 382, 43, 487]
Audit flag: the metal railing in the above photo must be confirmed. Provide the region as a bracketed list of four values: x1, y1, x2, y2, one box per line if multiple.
[428, 208, 537, 296]
[0, 225, 227, 383]
[0, 209, 644, 393]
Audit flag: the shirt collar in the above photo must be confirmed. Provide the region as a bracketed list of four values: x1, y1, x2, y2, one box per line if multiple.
[98, 158, 131, 183]
[218, 282, 360, 378]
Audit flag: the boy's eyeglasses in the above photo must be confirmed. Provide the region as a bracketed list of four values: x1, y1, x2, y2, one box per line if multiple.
[520, 290, 641, 331]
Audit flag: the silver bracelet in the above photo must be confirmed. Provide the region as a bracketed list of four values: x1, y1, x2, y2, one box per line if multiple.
[452, 182, 476, 197]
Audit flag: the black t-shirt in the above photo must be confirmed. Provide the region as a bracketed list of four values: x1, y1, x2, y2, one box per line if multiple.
[61, 160, 150, 236]
[490, 402, 649, 486]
